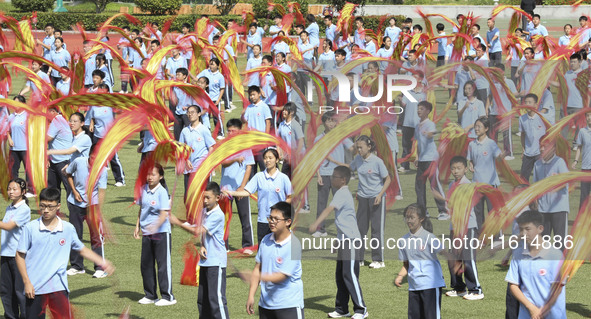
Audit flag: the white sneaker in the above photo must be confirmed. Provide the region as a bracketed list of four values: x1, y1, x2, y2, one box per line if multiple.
[397, 167, 407, 173]
[243, 249, 253, 255]
[515, 131, 521, 137]
[119, 90, 125, 94]
[369, 261, 385, 269]
[138, 297, 157, 304]
[437, 213, 450, 221]
[114, 182, 125, 187]
[351, 312, 369, 319]
[67, 268, 85, 276]
[359, 261, 364, 267]
[25, 192, 35, 198]
[445, 290, 467, 297]
[504, 155, 515, 161]
[312, 231, 328, 238]
[327, 311, 350, 318]
[92, 270, 107, 278]
[395, 195, 403, 200]
[154, 298, 177, 306]
[217, 135, 225, 140]
[463, 293, 484, 300]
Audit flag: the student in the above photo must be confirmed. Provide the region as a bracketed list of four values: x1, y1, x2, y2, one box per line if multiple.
[313, 112, 355, 237]
[36, 24, 55, 60]
[414, 101, 448, 219]
[467, 116, 503, 229]
[350, 135, 391, 268]
[16, 188, 114, 318]
[197, 58, 226, 139]
[299, 31, 315, 71]
[137, 127, 157, 166]
[441, 156, 484, 300]
[176, 23, 196, 65]
[573, 111, 591, 210]
[243, 23, 262, 60]
[47, 112, 92, 164]
[486, 19, 502, 66]
[519, 94, 546, 182]
[1, 179, 31, 319]
[95, 54, 113, 92]
[117, 26, 131, 93]
[128, 37, 147, 70]
[324, 15, 338, 43]
[134, 164, 175, 306]
[220, 119, 255, 252]
[259, 55, 277, 116]
[395, 204, 445, 319]
[435, 23, 447, 67]
[47, 106, 73, 196]
[384, 17, 402, 46]
[245, 44, 263, 87]
[400, 72, 427, 172]
[525, 14, 549, 39]
[277, 102, 304, 178]
[551, 53, 584, 141]
[56, 67, 71, 96]
[269, 14, 283, 38]
[193, 182, 229, 318]
[88, 84, 126, 187]
[459, 81, 486, 139]
[376, 37, 394, 71]
[82, 41, 98, 89]
[18, 61, 51, 102]
[310, 166, 368, 319]
[179, 105, 216, 198]
[243, 85, 272, 136]
[196, 76, 212, 130]
[272, 31, 290, 57]
[48, 37, 71, 86]
[352, 17, 366, 49]
[224, 148, 292, 243]
[246, 202, 304, 318]
[533, 138, 569, 242]
[505, 210, 566, 319]
[165, 48, 187, 80]
[65, 153, 108, 278]
[170, 68, 195, 140]
[558, 24, 573, 47]
[8, 95, 33, 196]
[305, 14, 320, 55]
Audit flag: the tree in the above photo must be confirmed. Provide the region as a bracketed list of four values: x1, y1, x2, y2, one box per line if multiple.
[134, 0, 182, 15]
[90, 0, 114, 14]
[216, 0, 239, 16]
[13, 0, 54, 12]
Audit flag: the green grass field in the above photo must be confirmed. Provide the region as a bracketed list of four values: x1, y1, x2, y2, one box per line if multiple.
[2, 33, 591, 318]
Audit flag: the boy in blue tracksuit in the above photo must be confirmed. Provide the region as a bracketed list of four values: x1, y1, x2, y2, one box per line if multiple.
[519, 94, 546, 182]
[310, 166, 368, 319]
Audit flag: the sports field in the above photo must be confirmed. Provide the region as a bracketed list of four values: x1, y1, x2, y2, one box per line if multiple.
[1, 15, 591, 318]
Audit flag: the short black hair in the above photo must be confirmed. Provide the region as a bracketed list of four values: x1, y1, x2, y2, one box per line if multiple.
[571, 53, 582, 61]
[270, 201, 292, 225]
[335, 49, 346, 57]
[14, 95, 26, 103]
[176, 67, 189, 77]
[524, 93, 539, 103]
[283, 102, 296, 114]
[450, 156, 467, 168]
[181, 23, 191, 29]
[413, 24, 423, 32]
[436, 23, 444, 32]
[262, 54, 273, 63]
[248, 85, 261, 94]
[516, 210, 543, 227]
[418, 101, 432, 113]
[151, 39, 160, 46]
[533, 14, 541, 19]
[40, 188, 61, 203]
[333, 165, 351, 184]
[226, 118, 243, 129]
[473, 23, 480, 30]
[92, 69, 106, 79]
[321, 111, 336, 123]
[205, 182, 221, 196]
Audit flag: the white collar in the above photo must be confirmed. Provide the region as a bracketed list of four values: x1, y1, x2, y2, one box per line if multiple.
[409, 226, 426, 238]
[204, 204, 220, 216]
[264, 168, 279, 179]
[270, 232, 292, 246]
[74, 131, 85, 139]
[39, 217, 64, 233]
[10, 199, 26, 208]
[542, 155, 556, 164]
[146, 183, 162, 194]
[189, 122, 202, 131]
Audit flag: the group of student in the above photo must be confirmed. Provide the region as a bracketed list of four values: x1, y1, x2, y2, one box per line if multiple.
[0, 7, 590, 319]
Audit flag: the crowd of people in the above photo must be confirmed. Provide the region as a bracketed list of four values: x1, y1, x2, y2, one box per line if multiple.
[0, 7, 590, 319]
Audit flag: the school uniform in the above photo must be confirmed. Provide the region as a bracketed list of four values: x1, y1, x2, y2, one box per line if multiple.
[65, 157, 107, 272]
[245, 56, 262, 87]
[1, 200, 30, 319]
[447, 177, 482, 295]
[415, 118, 447, 216]
[436, 33, 447, 67]
[460, 98, 486, 139]
[453, 69, 471, 107]
[139, 130, 157, 166]
[269, 25, 282, 39]
[84, 54, 97, 87]
[505, 246, 566, 319]
[277, 120, 304, 178]
[197, 69, 226, 136]
[384, 26, 402, 46]
[399, 227, 446, 319]
[47, 114, 73, 196]
[244, 101, 272, 171]
[519, 113, 546, 181]
[383, 120, 404, 197]
[375, 47, 393, 71]
[220, 149, 255, 248]
[70, 131, 92, 163]
[171, 85, 196, 141]
[350, 153, 389, 263]
[325, 24, 338, 43]
[17, 217, 85, 319]
[25, 70, 51, 103]
[539, 89, 556, 125]
[55, 79, 70, 96]
[486, 27, 502, 65]
[8, 112, 30, 188]
[49, 48, 71, 85]
[562, 68, 584, 141]
[467, 137, 501, 228]
[331, 186, 367, 317]
[246, 32, 262, 60]
[41, 35, 54, 60]
[88, 106, 125, 184]
[179, 123, 216, 196]
[137, 183, 174, 302]
[533, 155, 569, 241]
[198, 205, 229, 319]
[401, 89, 426, 170]
[256, 232, 304, 319]
[165, 56, 187, 80]
[244, 169, 292, 243]
[575, 127, 591, 208]
[306, 22, 320, 48]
